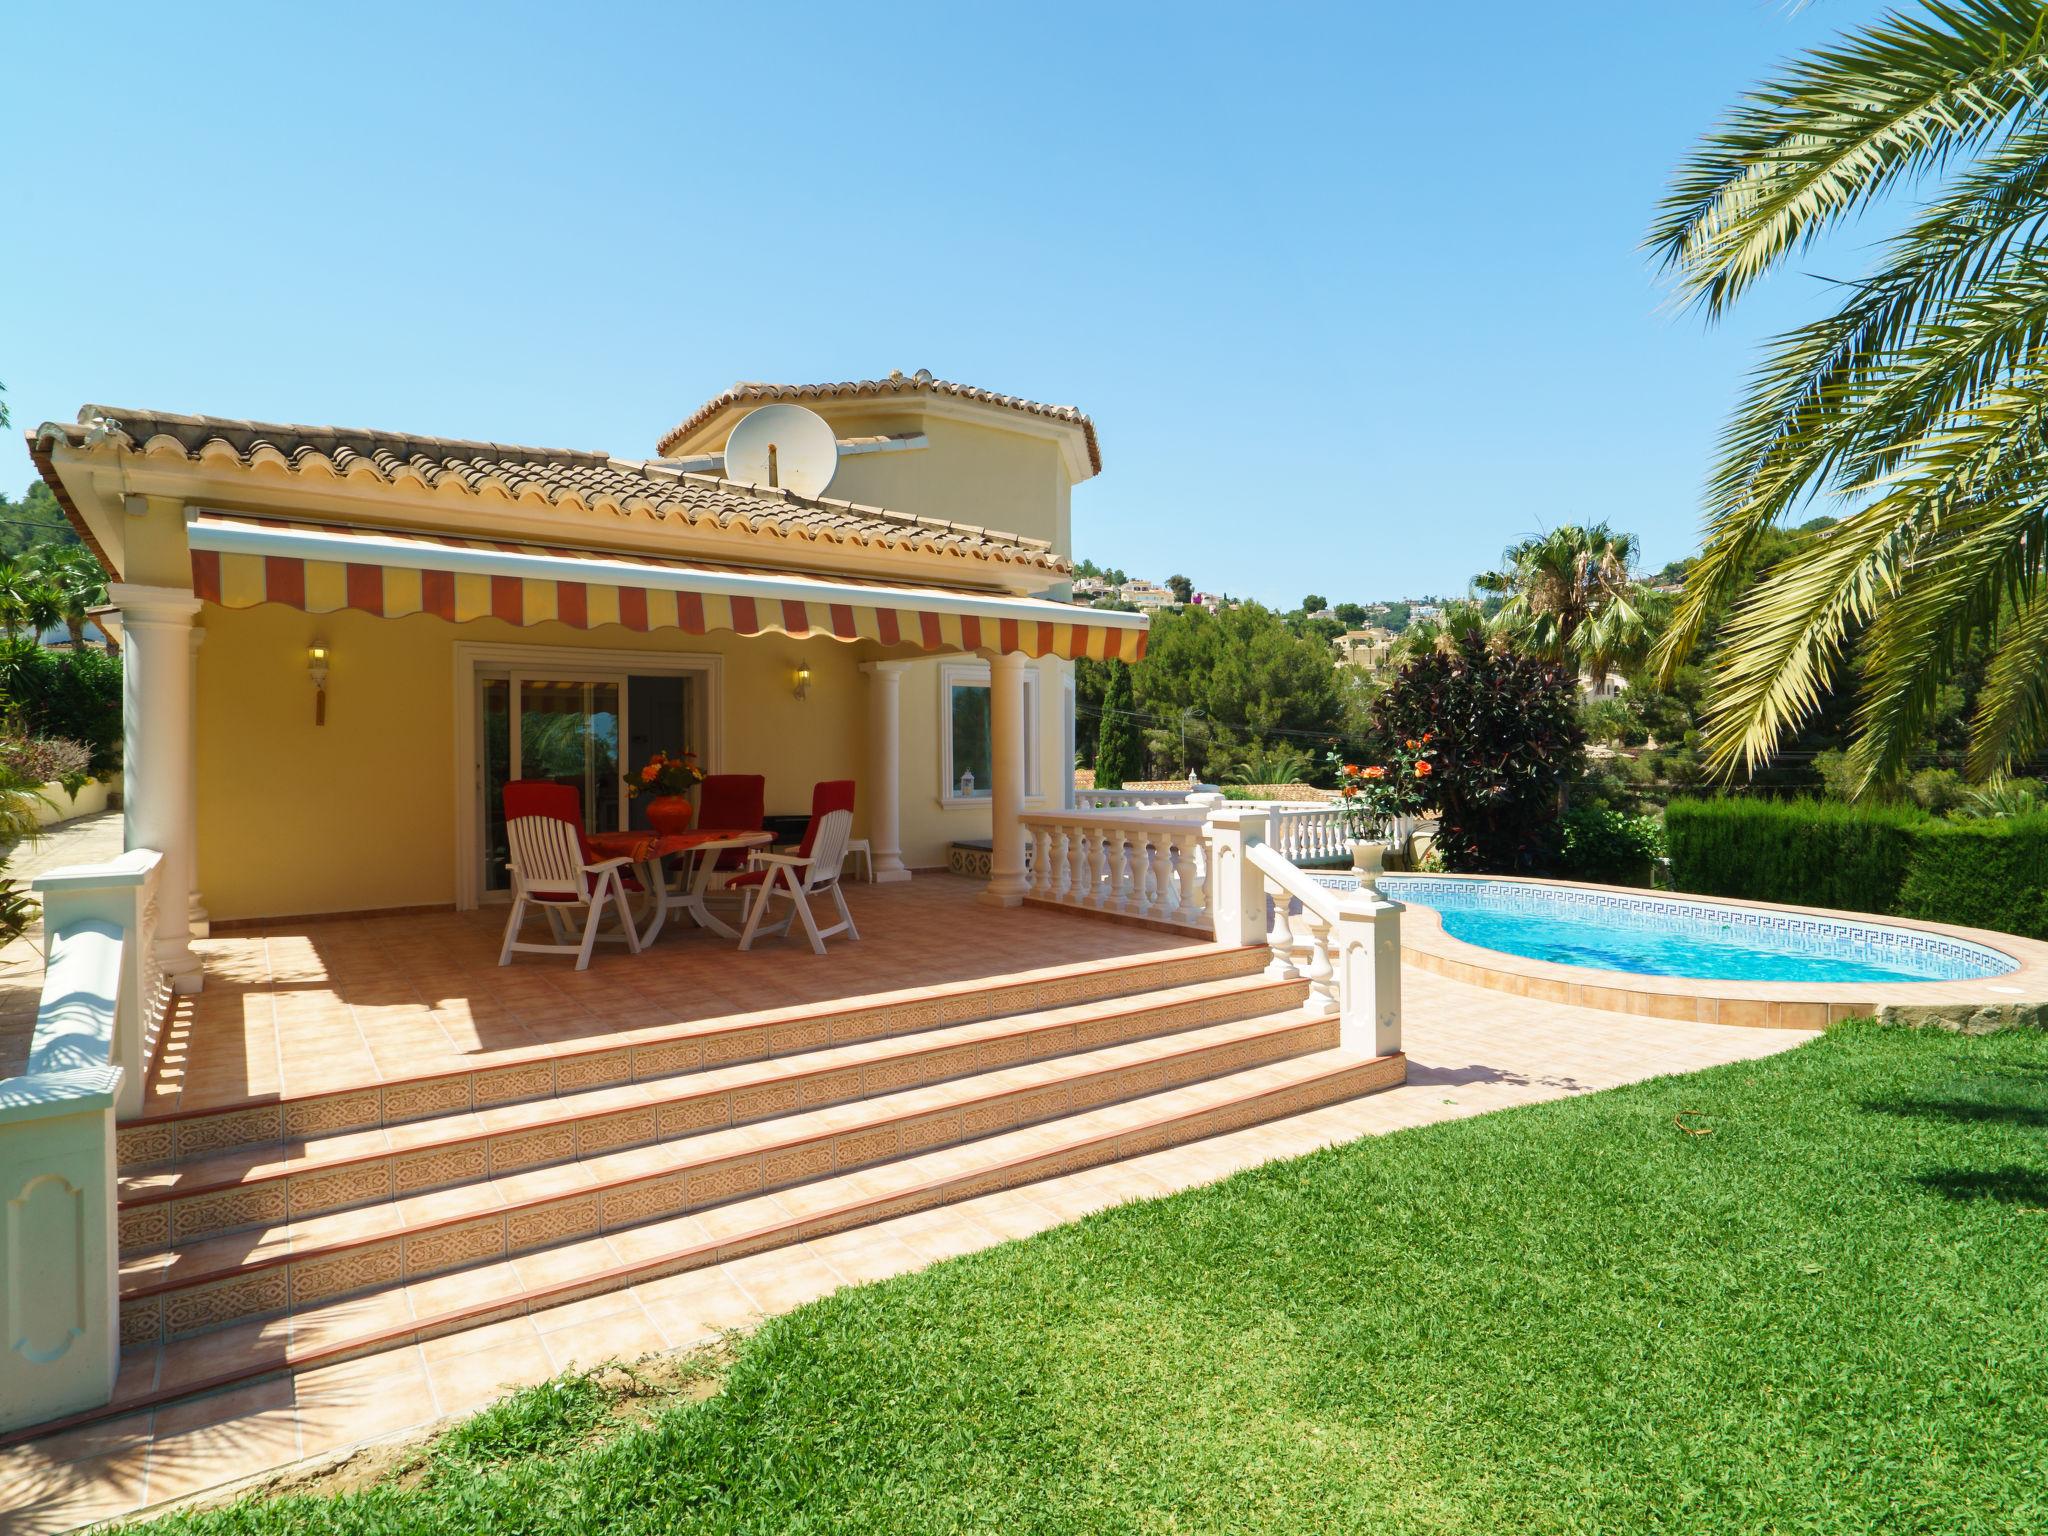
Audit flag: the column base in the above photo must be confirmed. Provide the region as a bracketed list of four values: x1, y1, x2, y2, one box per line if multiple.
[978, 885, 1027, 908]
[189, 897, 211, 940]
[157, 940, 205, 994]
[873, 866, 912, 884]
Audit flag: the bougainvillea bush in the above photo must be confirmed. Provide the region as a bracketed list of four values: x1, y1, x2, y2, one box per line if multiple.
[1373, 634, 1585, 872]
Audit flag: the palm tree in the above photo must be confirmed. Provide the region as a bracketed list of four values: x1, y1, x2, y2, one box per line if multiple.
[1648, 1, 2048, 790]
[1477, 524, 1653, 679]
[1387, 599, 1496, 670]
[0, 555, 61, 643]
[32, 545, 115, 651]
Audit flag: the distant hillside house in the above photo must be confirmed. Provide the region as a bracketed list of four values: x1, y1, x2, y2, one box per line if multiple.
[1118, 580, 1176, 612]
[1333, 627, 1395, 672]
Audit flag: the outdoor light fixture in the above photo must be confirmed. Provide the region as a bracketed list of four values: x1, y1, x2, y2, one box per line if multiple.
[793, 663, 811, 702]
[308, 642, 329, 725]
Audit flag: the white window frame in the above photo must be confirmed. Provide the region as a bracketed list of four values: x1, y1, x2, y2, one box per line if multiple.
[452, 641, 723, 910]
[937, 659, 1041, 810]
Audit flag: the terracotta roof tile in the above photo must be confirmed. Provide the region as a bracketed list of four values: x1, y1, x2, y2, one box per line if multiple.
[33, 407, 1065, 572]
[657, 369, 1101, 473]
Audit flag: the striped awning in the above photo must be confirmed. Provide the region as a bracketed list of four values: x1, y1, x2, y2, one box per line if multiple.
[185, 512, 1147, 661]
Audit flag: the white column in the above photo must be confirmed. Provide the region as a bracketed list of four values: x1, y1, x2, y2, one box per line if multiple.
[1334, 887, 1403, 1057]
[1204, 805, 1269, 947]
[110, 583, 204, 993]
[980, 651, 1029, 907]
[186, 625, 209, 937]
[859, 660, 911, 882]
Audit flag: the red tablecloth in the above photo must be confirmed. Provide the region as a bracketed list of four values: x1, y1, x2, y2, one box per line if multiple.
[587, 828, 770, 861]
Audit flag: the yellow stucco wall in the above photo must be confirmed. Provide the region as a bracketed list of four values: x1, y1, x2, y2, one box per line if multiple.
[194, 604, 873, 921]
[799, 412, 1073, 562]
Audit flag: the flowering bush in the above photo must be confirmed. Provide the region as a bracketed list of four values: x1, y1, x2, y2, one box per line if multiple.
[628, 749, 704, 799]
[1371, 633, 1586, 872]
[0, 734, 92, 794]
[1327, 737, 1433, 839]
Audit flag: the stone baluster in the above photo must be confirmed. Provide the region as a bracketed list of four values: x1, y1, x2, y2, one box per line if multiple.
[1264, 880, 1299, 979]
[1157, 831, 1187, 924]
[1301, 907, 1338, 1016]
[1139, 836, 1165, 920]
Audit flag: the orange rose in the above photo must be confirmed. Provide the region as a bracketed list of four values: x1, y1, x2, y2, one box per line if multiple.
[1422, 732, 1434, 743]
[1414, 760, 1433, 777]
[1404, 739, 1420, 751]
[640, 764, 659, 783]
[1363, 764, 1386, 780]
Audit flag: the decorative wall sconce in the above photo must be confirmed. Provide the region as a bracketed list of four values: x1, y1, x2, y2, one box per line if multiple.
[308, 642, 329, 725]
[793, 663, 811, 702]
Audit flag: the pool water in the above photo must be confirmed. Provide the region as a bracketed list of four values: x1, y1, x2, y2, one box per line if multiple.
[1332, 875, 2018, 985]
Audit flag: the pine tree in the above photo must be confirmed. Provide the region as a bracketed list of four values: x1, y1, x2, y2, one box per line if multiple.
[1094, 661, 1142, 789]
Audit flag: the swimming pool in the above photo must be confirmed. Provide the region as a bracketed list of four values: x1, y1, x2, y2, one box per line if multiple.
[1313, 874, 2019, 985]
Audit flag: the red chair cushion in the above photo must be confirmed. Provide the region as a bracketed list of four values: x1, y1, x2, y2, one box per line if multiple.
[795, 780, 857, 857]
[698, 774, 765, 870]
[503, 780, 600, 866]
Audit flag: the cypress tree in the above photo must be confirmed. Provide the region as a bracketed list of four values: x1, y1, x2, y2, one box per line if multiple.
[1094, 661, 1142, 789]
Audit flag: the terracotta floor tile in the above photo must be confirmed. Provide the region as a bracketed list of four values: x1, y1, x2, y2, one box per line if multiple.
[424, 1333, 558, 1418]
[538, 1308, 667, 1373]
[720, 1250, 847, 1314]
[0, 1447, 151, 1536]
[144, 1378, 300, 1504]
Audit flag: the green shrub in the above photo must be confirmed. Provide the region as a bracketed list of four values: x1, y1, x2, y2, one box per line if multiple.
[1556, 805, 1664, 884]
[1897, 817, 2048, 939]
[0, 644, 121, 772]
[1905, 767, 1968, 815]
[1664, 798, 1925, 914]
[1666, 798, 2048, 939]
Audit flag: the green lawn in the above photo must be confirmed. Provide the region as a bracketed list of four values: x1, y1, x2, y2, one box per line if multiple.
[143, 1023, 2048, 1535]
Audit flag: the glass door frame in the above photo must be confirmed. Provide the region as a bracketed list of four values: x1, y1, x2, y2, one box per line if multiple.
[452, 641, 722, 909]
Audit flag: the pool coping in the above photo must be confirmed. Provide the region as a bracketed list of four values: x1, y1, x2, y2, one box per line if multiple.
[1370, 874, 2048, 1031]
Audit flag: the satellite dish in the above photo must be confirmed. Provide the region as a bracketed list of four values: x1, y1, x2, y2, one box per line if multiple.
[722, 404, 838, 497]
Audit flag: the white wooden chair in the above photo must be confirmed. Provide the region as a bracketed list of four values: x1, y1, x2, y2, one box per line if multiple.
[498, 780, 642, 971]
[734, 807, 860, 955]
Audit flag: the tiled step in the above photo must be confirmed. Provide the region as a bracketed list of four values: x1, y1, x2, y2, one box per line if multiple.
[118, 973, 1306, 1251]
[117, 943, 1265, 1169]
[119, 1009, 1337, 1345]
[51, 1042, 1405, 1443]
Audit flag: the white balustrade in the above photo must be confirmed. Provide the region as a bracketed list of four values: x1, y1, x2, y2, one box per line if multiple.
[1, 849, 171, 1433]
[1020, 812, 1214, 930]
[1267, 803, 1365, 867]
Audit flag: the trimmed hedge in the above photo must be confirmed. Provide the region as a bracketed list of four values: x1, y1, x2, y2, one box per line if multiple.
[1665, 797, 2048, 940]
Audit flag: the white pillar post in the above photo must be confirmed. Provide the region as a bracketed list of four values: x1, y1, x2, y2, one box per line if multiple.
[980, 651, 1029, 907]
[186, 625, 209, 937]
[109, 583, 204, 993]
[859, 660, 911, 882]
[1333, 887, 1403, 1057]
[1204, 805, 1268, 948]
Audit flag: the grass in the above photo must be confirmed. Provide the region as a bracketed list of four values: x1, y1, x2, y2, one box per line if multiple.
[135, 1023, 2048, 1534]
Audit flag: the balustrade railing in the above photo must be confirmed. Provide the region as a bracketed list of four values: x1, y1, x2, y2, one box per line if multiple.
[1074, 786, 1216, 811]
[1266, 803, 1361, 866]
[1020, 811, 1212, 929]
[0, 849, 169, 1432]
[1207, 808, 1403, 1061]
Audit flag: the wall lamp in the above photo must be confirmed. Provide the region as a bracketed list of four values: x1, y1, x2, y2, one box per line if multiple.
[308, 642, 330, 725]
[793, 662, 811, 702]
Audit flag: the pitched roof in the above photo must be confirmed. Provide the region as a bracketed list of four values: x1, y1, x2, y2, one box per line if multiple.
[657, 370, 1102, 474]
[31, 407, 1064, 573]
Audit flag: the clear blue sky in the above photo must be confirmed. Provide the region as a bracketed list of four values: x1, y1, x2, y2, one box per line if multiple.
[4, 1, 1881, 605]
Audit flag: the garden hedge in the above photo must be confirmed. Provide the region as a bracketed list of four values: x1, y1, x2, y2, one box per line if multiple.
[1665, 797, 2048, 940]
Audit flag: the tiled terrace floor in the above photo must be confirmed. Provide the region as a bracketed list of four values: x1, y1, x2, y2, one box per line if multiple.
[139, 877, 1210, 1117]
[0, 929, 1815, 1533]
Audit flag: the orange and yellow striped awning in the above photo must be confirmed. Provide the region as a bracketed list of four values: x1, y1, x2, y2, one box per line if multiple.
[185, 512, 1147, 662]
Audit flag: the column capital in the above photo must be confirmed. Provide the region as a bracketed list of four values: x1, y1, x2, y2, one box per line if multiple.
[107, 584, 202, 627]
[858, 659, 912, 679]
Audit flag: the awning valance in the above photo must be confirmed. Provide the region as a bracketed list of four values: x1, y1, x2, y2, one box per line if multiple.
[185, 512, 1147, 661]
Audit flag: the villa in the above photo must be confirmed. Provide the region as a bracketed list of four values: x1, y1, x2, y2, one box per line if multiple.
[0, 372, 1407, 1448]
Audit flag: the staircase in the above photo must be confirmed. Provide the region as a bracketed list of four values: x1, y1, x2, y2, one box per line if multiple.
[23, 941, 1405, 1440]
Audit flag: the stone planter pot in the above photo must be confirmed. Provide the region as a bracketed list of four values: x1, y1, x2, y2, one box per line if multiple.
[1348, 839, 1388, 891]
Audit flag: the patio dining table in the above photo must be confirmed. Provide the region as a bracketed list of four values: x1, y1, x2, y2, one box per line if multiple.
[586, 827, 774, 943]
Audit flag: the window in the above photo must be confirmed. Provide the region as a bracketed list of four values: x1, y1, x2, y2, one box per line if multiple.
[939, 661, 1039, 807]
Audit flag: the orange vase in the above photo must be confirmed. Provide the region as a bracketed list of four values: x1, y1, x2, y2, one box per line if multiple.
[645, 796, 694, 836]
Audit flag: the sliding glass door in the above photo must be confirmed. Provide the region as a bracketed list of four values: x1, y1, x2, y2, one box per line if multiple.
[477, 668, 700, 896]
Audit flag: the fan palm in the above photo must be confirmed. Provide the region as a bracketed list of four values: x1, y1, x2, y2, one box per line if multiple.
[1387, 599, 1496, 669]
[0, 556, 61, 642]
[31, 545, 113, 651]
[1649, 0, 2048, 790]
[1477, 524, 1654, 677]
